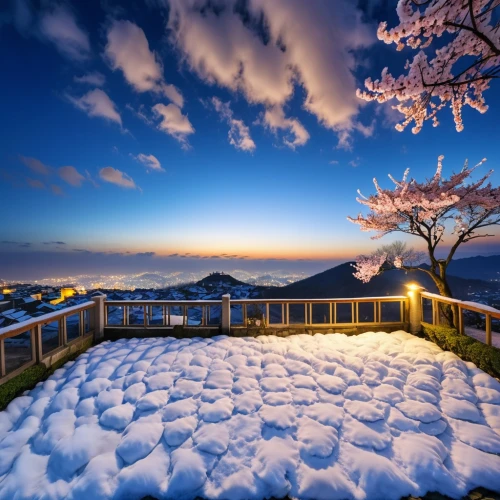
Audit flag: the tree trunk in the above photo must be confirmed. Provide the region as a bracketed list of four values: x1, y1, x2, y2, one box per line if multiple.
[432, 261, 456, 327]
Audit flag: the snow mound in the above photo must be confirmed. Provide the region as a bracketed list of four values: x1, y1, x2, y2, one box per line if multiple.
[1, 331, 499, 500]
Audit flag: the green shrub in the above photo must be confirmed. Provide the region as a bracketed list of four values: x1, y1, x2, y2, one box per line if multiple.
[421, 322, 500, 379]
[0, 364, 48, 411]
[0, 344, 92, 411]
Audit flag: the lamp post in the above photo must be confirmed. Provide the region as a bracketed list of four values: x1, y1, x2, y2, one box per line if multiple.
[405, 283, 424, 335]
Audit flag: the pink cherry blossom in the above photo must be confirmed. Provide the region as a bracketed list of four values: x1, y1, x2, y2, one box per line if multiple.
[352, 253, 388, 283]
[357, 0, 500, 133]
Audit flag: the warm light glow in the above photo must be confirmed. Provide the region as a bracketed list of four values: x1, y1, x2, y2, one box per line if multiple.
[50, 287, 77, 305]
[405, 282, 422, 291]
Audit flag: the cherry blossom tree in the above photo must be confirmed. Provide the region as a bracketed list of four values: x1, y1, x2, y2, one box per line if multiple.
[357, 0, 500, 133]
[348, 155, 500, 301]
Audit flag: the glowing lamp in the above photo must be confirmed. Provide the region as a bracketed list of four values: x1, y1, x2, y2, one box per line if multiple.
[405, 282, 421, 291]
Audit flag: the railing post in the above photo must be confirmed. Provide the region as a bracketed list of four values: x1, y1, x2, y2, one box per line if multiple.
[61, 317, 67, 346]
[91, 295, 107, 340]
[486, 314, 492, 346]
[0, 338, 5, 377]
[458, 306, 464, 335]
[406, 284, 424, 335]
[221, 294, 231, 334]
[34, 324, 43, 362]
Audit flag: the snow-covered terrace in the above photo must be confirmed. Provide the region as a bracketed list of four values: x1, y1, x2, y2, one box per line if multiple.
[1, 331, 500, 500]
[0, 291, 499, 499]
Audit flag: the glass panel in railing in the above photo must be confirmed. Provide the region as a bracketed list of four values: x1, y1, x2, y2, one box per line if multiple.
[288, 303, 305, 325]
[463, 310, 489, 344]
[148, 306, 164, 326]
[358, 302, 375, 323]
[246, 303, 266, 327]
[422, 298, 433, 323]
[169, 305, 185, 326]
[268, 304, 284, 325]
[336, 303, 353, 324]
[4, 330, 32, 373]
[84, 308, 92, 334]
[42, 320, 60, 355]
[187, 306, 203, 326]
[381, 301, 402, 323]
[230, 304, 244, 325]
[437, 302, 454, 327]
[311, 303, 330, 324]
[493, 318, 500, 338]
[107, 305, 124, 326]
[128, 305, 144, 325]
[206, 305, 221, 326]
[66, 313, 80, 341]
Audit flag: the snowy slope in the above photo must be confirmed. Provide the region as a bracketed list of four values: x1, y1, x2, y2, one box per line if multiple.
[0, 331, 500, 500]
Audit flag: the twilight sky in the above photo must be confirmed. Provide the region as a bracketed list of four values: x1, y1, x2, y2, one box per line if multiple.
[0, 0, 499, 280]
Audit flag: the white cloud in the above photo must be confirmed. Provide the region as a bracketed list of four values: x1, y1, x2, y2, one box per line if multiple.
[19, 155, 52, 175]
[105, 20, 183, 107]
[134, 153, 164, 171]
[329, 160, 339, 165]
[336, 121, 374, 151]
[211, 98, 256, 152]
[51, 184, 64, 196]
[152, 103, 194, 147]
[59, 166, 85, 187]
[67, 89, 122, 126]
[74, 72, 106, 87]
[166, 0, 374, 145]
[126, 103, 154, 126]
[26, 178, 45, 190]
[349, 157, 361, 168]
[85, 170, 100, 188]
[39, 6, 90, 61]
[263, 106, 310, 149]
[99, 167, 138, 190]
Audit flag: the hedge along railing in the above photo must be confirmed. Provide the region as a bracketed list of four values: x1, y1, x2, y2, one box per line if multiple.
[421, 291, 500, 346]
[104, 295, 410, 332]
[0, 300, 97, 385]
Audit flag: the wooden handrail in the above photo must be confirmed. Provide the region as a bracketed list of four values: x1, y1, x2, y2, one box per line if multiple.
[105, 300, 222, 306]
[231, 296, 408, 304]
[105, 297, 408, 306]
[0, 301, 96, 341]
[421, 291, 500, 320]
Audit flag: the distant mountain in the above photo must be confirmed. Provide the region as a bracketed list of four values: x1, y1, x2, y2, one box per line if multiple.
[196, 272, 247, 288]
[262, 262, 498, 300]
[432, 255, 500, 281]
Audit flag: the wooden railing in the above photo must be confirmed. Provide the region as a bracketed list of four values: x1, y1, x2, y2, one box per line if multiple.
[104, 295, 409, 330]
[2, 289, 498, 386]
[0, 301, 96, 385]
[421, 291, 500, 346]
[104, 300, 223, 328]
[230, 297, 408, 327]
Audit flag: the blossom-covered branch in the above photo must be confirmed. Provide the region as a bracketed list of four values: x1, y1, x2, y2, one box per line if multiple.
[352, 242, 426, 283]
[357, 0, 500, 133]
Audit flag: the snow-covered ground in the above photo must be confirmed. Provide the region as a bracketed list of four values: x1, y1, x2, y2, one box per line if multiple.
[1, 331, 500, 500]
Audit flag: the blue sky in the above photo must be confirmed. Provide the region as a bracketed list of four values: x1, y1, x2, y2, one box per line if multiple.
[1, 0, 499, 280]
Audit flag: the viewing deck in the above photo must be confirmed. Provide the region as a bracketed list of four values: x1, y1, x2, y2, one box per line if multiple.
[0, 288, 500, 500]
